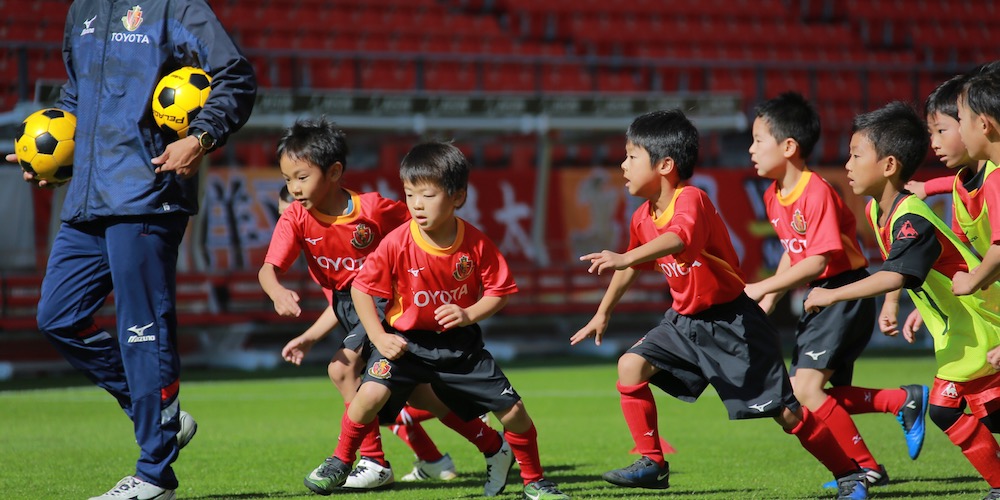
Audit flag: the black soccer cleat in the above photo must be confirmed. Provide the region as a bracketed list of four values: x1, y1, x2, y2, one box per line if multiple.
[602, 456, 669, 489]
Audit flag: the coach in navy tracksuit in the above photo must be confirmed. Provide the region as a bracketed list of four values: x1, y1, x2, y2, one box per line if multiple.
[6, 1, 255, 498]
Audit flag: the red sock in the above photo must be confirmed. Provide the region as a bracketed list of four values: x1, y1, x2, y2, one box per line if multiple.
[827, 386, 906, 415]
[505, 424, 544, 484]
[786, 406, 858, 477]
[392, 421, 443, 462]
[397, 405, 435, 425]
[440, 412, 503, 454]
[944, 414, 1000, 486]
[814, 396, 878, 470]
[344, 402, 386, 466]
[617, 381, 665, 467]
[335, 411, 376, 466]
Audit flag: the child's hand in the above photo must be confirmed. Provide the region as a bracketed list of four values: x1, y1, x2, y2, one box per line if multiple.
[570, 316, 608, 346]
[580, 250, 629, 275]
[802, 288, 833, 313]
[952, 271, 976, 296]
[9, 153, 66, 189]
[434, 304, 471, 330]
[372, 333, 408, 361]
[901, 309, 922, 344]
[281, 334, 316, 366]
[987, 346, 1000, 370]
[744, 282, 766, 303]
[271, 288, 301, 317]
[757, 293, 777, 315]
[878, 299, 899, 336]
[904, 180, 927, 200]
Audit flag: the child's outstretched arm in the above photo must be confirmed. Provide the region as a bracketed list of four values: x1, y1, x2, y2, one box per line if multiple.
[351, 286, 408, 360]
[953, 244, 1000, 295]
[571, 266, 639, 346]
[434, 295, 508, 331]
[755, 252, 791, 314]
[803, 270, 906, 313]
[259, 262, 301, 317]
[281, 306, 339, 365]
[582, 232, 684, 276]
[746, 252, 828, 303]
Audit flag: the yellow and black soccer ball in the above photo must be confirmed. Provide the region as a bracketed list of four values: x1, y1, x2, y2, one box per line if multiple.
[151, 66, 212, 139]
[14, 108, 76, 183]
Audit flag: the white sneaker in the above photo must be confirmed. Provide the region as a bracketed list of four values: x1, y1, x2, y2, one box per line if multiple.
[342, 457, 395, 490]
[400, 453, 458, 481]
[89, 476, 175, 500]
[483, 438, 514, 496]
[178, 410, 197, 449]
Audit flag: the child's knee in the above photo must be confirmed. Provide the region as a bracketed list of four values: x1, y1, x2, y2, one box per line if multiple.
[617, 352, 651, 385]
[928, 404, 962, 431]
[347, 382, 392, 423]
[496, 400, 532, 432]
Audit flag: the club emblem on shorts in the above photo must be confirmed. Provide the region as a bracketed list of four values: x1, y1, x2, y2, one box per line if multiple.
[791, 209, 807, 235]
[453, 254, 474, 281]
[368, 359, 392, 379]
[941, 382, 959, 399]
[122, 5, 143, 31]
[350, 223, 374, 249]
[748, 400, 773, 412]
[896, 220, 919, 240]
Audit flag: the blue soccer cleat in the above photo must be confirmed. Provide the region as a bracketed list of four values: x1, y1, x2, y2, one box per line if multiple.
[836, 471, 869, 500]
[602, 457, 669, 489]
[822, 464, 887, 489]
[897, 384, 929, 460]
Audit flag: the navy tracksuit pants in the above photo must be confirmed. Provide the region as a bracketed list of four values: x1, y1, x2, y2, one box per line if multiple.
[36, 214, 189, 489]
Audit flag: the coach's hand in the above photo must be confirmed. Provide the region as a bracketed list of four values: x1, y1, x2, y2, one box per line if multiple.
[152, 135, 204, 179]
[570, 315, 609, 346]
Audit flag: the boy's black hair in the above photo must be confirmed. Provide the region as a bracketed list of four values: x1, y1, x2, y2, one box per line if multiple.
[961, 71, 1000, 124]
[278, 185, 295, 203]
[276, 117, 348, 173]
[400, 142, 469, 201]
[626, 109, 699, 180]
[925, 74, 969, 120]
[754, 91, 821, 159]
[852, 102, 929, 183]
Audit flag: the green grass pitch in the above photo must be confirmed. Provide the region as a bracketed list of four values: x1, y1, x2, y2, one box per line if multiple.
[0, 356, 990, 499]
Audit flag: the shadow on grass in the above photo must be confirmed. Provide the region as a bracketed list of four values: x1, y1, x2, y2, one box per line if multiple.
[189, 492, 303, 499]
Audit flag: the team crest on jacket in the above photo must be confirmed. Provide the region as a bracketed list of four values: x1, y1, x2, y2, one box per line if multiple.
[791, 208, 807, 235]
[122, 5, 143, 31]
[350, 223, 374, 249]
[453, 254, 474, 281]
[368, 359, 392, 379]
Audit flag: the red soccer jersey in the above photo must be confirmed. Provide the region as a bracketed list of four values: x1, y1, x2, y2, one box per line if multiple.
[353, 218, 518, 332]
[763, 170, 868, 280]
[264, 189, 409, 292]
[628, 185, 745, 315]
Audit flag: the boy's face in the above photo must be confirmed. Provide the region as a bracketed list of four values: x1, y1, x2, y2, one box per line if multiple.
[845, 132, 886, 197]
[957, 97, 990, 161]
[748, 117, 789, 179]
[621, 141, 658, 197]
[279, 154, 337, 210]
[927, 111, 972, 169]
[403, 179, 464, 238]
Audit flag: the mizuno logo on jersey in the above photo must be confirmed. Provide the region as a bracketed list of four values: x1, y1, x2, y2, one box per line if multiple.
[127, 322, 156, 343]
[804, 350, 827, 361]
[81, 15, 97, 36]
[749, 400, 773, 412]
[407, 267, 424, 277]
[304, 236, 323, 245]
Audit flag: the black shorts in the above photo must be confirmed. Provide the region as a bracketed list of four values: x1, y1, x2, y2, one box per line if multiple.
[331, 289, 387, 359]
[791, 268, 876, 387]
[629, 293, 799, 420]
[360, 323, 521, 423]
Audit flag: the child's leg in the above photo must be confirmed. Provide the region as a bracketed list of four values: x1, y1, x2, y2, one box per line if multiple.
[336, 381, 392, 465]
[929, 404, 1000, 487]
[792, 369, 878, 471]
[409, 384, 504, 455]
[826, 385, 907, 415]
[617, 352, 666, 467]
[775, 406, 862, 478]
[494, 401, 544, 485]
[330, 347, 388, 466]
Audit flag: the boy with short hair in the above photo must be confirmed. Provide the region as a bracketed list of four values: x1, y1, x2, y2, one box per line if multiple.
[570, 109, 869, 499]
[744, 92, 927, 487]
[804, 101, 1000, 500]
[260, 121, 500, 493]
[315, 142, 569, 499]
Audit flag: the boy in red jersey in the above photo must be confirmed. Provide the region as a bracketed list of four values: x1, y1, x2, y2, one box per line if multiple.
[571, 109, 868, 499]
[260, 121, 501, 494]
[744, 92, 927, 488]
[805, 102, 1000, 500]
[312, 142, 570, 499]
